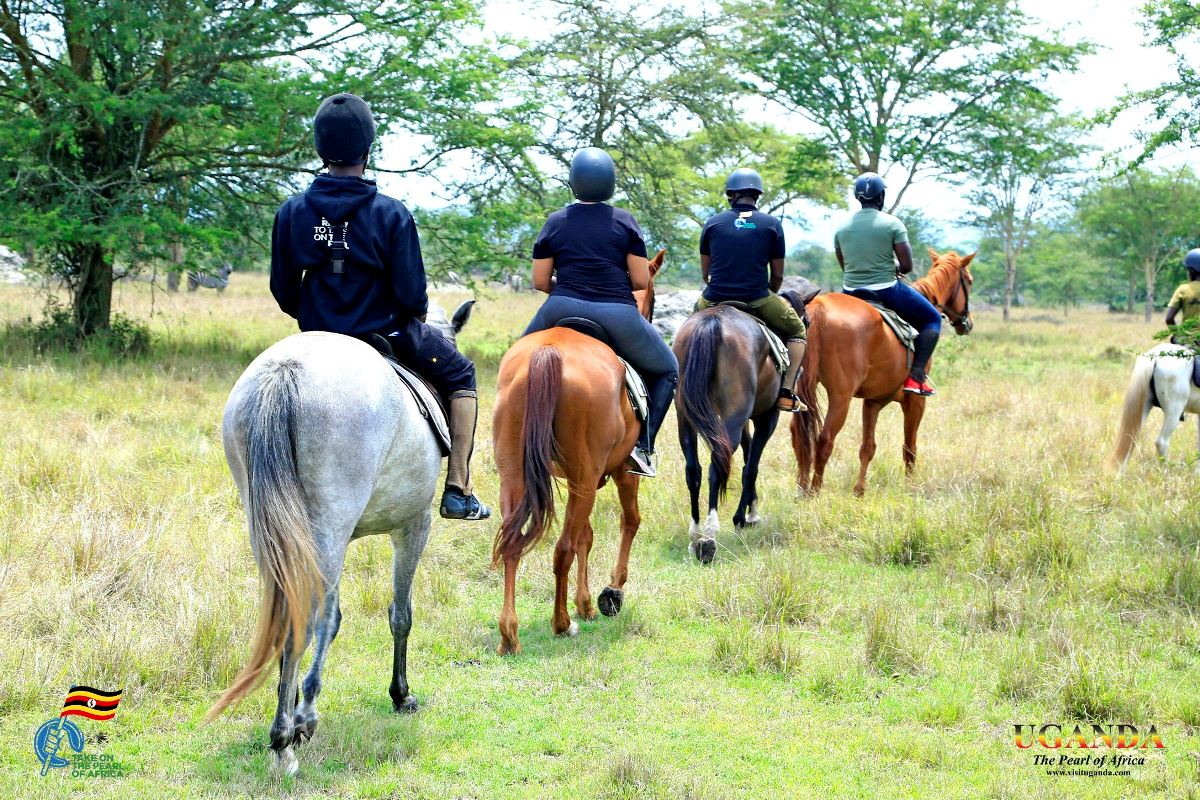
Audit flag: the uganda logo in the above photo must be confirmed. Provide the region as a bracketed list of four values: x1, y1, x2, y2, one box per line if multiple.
[35, 686, 125, 777]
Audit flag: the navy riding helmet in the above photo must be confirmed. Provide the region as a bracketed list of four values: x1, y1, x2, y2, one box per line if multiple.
[314, 93, 376, 166]
[725, 167, 764, 195]
[569, 148, 616, 202]
[1186, 248, 1200, 272]
[854, 172, 886, 202]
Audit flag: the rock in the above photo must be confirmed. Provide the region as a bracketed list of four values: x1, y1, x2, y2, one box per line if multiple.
[780, 275, 821, 298]
[652, 289, 700, 340]
[0, 245, 28, 285]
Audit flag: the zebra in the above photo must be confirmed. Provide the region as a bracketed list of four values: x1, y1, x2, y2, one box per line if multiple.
[188, 262, 233, 293]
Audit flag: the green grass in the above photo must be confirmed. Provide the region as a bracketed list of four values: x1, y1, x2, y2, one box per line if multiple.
[1, 276, 1199, 798]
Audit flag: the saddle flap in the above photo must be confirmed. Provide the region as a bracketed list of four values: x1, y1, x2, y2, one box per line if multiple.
[555, 317, 611, 347]
[754, 321, 789, 374]
[384, 358, 452, 456]
[863, 300, 918, 352]
[618, 357, 649, 422]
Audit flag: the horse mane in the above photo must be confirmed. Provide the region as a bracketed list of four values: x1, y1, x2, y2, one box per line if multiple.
[914, 251, 969, 305]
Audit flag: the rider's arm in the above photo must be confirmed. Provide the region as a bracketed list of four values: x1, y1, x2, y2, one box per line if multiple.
[700, 254, 711, 284]
[769, 257, 785, 293]
[627, 254, 650, 291]
[532, 258, 554, 293]
[269, 208, 301, 318]
[390, 208, 429, 318]
[894, 241, 914, 275]
[1166, 307, 1179, 326]
[835, 244, 845, 271]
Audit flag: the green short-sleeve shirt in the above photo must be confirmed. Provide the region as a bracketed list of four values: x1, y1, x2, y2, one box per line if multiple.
[834, 209, 909, 290]
[1169, 281, 1200, 322]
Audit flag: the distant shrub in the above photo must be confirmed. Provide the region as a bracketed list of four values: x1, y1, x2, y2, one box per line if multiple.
[7, 302, 150, 356]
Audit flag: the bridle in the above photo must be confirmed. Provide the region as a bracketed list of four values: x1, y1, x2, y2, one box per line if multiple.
[939, 267, 973, 335]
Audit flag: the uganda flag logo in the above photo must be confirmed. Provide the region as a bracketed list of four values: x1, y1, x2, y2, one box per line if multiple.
[60, 686, 123, 722]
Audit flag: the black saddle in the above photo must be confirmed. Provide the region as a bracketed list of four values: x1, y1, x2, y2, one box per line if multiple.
[555, 316, 611, 346]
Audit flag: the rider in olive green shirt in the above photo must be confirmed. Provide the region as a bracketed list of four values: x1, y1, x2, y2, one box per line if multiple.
[1166, 249, 1200, 326]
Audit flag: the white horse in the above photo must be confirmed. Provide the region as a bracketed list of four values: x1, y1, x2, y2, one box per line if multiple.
[206, 301, 474, 776]
[1108, 342, 1200, 470]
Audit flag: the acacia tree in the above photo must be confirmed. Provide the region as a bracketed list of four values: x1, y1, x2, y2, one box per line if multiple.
[962, 110, 1087, 320]
[737, 0, 1089, 209]
[1077, 167, 1200, 322]
[0, 0, 507, 336]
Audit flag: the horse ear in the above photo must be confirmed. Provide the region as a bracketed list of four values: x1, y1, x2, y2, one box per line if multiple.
[960, 252, 976, 268]
[927, 247, 939, 264]
[649, 248, 665, 276]
[451, 299, 475, 333]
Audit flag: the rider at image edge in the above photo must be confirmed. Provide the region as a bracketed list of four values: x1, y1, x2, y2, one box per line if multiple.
[835, 172, 940, 396]
[268, 93, 491, 520]
[695, 167, 809, 412]
[1164, 248, 1200, 327]
[521, 147, 679, 478]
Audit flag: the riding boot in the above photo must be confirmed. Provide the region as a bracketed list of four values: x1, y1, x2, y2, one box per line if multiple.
[630, 372, 678, 477]
[440, 391, 492, 520]
[910, 329, 939, 383]
[778, 338, 808, 412]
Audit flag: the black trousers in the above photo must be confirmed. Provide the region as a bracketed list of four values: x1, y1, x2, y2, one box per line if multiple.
[379, 317, 476, 398]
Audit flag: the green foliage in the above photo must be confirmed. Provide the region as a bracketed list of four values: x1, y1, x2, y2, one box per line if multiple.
[7, 302, 150, 356]
[1155, 317, 1200, 350]
[737, 0, 1090, 208]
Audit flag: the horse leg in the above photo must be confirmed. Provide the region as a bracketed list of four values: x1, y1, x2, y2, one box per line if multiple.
[678, 418, 704, 542]
[599, 470, 641, 617]
[734, 411, 780, 527]
[901, 394, 927, 476]
[498, 553, 521, 655]
[269, 626, 311, 776]
[573, 520, 597, 621]
[854, 400, 885, 497]
[388, 512, 431, 713]
[812, 393, 852, 494]
[1157, 406, 1184, 460]
[552, 488, 595, 637]
[293, 585, 341, 745]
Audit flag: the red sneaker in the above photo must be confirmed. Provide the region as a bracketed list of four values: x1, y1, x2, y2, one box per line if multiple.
[902, 377, 936, 396]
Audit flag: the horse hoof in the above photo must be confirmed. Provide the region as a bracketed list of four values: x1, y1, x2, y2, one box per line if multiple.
[272, 746, 299, 777]
[695, 538, 716, 564]
[497, 640, 521, 656]
[393, 695, 419, 714]
[598, 587, 624, 617]
[555, 620, 579, 638]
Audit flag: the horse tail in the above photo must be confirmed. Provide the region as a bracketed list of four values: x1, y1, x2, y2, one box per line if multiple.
[1107, 354, 1155, 472]
[679, 314, 733, 495]
[207, 360, 321, 721]
[493, 345, 562, 566]
[794, 304, 824, 461]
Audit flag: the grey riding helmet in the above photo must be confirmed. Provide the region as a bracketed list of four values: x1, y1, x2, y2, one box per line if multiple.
[314, 93, 376, 166]
[725, 168, 764, 195]
[1186, 248, 1200, 272]
[569, 148, 616, 202]
[854, 172, 886, 201]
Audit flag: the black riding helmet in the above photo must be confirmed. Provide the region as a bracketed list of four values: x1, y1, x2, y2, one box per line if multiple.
[314, 93, 376, 166]
[569, 147, 616, 202]
[725, 167, 764, 196]
[854, 172, 886, 203]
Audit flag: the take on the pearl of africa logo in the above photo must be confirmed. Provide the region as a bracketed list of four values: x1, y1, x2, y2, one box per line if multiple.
[34, 686, 127, 778]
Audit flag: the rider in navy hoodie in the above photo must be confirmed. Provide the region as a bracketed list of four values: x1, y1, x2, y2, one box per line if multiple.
[270, 93, 490, 520]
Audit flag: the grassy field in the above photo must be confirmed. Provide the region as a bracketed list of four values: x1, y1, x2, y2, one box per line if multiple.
[2, 274, 1199, 799]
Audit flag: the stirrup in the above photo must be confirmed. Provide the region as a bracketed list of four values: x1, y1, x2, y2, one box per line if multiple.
[626, 447, 656, 477]
[776, 389, 807, 413]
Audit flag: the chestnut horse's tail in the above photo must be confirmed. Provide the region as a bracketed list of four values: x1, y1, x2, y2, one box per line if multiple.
[794, 302, 825, 459]
[679, 314, 733, 495]
[493, 345, 562, 565]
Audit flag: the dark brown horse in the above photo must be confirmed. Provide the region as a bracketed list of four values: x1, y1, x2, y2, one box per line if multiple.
[491, 250, 664, 655]
[792, 249, 974, 496]
[673, 301, 804, 563]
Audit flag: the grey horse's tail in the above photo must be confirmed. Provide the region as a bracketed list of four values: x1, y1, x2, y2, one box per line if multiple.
[678, 314, 733, 495]
[207, 360, 321, 721]
[1106, 354, 1155, 472]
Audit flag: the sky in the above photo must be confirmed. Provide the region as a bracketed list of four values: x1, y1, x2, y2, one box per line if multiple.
[377, 0, 1197, 252]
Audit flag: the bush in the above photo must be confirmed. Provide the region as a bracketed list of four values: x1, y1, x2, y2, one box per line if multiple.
[7, 303, 151, 356]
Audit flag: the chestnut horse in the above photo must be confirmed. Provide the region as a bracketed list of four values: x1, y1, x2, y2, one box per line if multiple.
[792, 249, 975, 496]
[673, 305, 794, 564]
[491, 250, 664, 655]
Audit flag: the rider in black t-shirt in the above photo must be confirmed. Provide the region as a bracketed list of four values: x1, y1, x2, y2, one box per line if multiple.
[522, 148, 679, 477]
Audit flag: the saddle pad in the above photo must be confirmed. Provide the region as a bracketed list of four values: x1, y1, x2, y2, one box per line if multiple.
[619, 358, 649, 422]
[383, 358, 452, 456]
[864, 301, 917, 351]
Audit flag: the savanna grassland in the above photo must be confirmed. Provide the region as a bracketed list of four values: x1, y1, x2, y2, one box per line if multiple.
[2, 274, 1199, 799]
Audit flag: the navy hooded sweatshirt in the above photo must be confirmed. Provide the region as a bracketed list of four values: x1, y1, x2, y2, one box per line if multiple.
[270, 174, 428, 336]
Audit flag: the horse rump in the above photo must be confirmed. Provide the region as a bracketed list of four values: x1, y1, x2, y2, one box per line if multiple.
[493, 345, 563, 565]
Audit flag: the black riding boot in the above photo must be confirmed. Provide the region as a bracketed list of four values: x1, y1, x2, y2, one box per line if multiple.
[629, 372, 678, 477]
[910, 329, 939, 383]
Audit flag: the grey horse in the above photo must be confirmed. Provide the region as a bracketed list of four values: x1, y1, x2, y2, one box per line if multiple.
[206, 301, 475, 776]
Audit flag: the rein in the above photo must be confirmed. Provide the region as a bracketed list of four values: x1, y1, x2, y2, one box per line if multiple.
[919, 263, 972, 331]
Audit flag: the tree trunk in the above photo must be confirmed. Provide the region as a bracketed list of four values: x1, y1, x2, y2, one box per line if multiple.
[72, 243, 113, 337]
[1003, 252, 1016, 322]
[167, 240, 184, 292]
[1144, 258, 1155, 323]
[1127, 268, 1135, 315]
